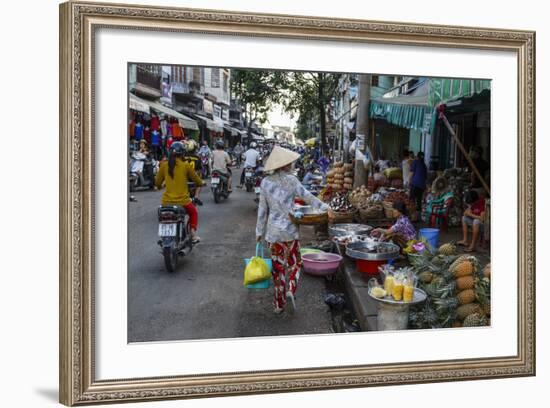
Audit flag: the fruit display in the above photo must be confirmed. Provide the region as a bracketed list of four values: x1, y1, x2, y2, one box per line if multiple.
[328, 193, 355, 213]
[326, 162, 354, 192]
[377, 266, 417, 303]
[406, 246, 491, 329]
[438, 243, 457, 256]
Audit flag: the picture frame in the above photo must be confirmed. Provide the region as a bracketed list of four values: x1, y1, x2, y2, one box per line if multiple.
[59, 1, 536, 405]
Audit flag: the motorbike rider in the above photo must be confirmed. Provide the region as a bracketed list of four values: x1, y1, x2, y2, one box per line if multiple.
[183, 140, 204, 206]
[198, 140, 212, 176]
[211, 139, 233, 192]
[239, 141, 260, 188]
[155, 141, 205, 243]
[233, 142, 245, 167]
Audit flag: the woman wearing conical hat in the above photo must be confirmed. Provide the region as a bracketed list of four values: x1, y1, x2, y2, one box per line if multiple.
[256, 146, 329, 314]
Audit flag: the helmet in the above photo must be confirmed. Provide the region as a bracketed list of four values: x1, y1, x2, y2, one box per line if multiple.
[185, 140, 198, 153]
[170, 141, 185, 155]
[215, 139, 225, 149]
[250, 142, 257, 148]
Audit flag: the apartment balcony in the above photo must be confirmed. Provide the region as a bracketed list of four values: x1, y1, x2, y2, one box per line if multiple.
[134, 68, 161, 99]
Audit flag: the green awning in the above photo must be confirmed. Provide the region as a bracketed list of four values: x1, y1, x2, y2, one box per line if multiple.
[428, 78, 491, 107]
[369, 100, 430, 130]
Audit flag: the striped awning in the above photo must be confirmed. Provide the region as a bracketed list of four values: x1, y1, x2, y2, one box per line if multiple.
[428, 78, 491, 107]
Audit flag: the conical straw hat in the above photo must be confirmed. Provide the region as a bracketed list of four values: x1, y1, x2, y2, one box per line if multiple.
[263, 145, 301, 172]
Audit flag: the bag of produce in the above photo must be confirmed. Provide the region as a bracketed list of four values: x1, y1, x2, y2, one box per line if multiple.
[368, 277, 387, 299]
[384, 167, 403, 180]
[243, 243, 272, 285]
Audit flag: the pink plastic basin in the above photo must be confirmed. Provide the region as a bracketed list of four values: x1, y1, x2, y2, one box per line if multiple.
[302, 253, 343, 276]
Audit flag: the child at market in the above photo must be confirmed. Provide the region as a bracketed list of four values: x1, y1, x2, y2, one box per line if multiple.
[457, 190, 486, 252]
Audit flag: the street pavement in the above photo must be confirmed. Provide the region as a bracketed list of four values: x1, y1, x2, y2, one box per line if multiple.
[128, 168, 333, 343]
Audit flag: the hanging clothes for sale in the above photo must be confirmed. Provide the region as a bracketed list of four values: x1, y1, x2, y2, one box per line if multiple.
[160, 117, 168, 136]
[151, 130, 160, 146]
[150, 115, 160, 132]
[172, 121, 184, 140]
[134, 122, 143, 140]
[143, 126, 151, 143]
[129, 119, 135, 138]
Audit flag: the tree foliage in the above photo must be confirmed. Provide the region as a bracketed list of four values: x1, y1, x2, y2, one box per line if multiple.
[230, 69, 285, 125]
[281, 72, 341, 152]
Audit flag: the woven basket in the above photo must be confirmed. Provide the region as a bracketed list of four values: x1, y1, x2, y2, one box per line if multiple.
[289, 212, 328, 226]
[328, 208, 357, 224]
[359, 206, 384, 221]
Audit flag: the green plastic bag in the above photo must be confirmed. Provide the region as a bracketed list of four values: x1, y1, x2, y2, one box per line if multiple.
[243, 244, 271, 285]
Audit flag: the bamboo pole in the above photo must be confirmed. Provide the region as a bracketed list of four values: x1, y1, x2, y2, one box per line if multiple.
[440, 113, 490, 197]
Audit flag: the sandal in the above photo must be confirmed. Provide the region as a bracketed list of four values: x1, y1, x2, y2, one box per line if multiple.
[464, 247, 476, 253]
[457, 241, 468, 247]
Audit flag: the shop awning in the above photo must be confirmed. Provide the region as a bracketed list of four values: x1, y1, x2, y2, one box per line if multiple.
[195, 114, 224, 132]
[223, 124, 241, 137]
[129, 93, 150, 114]
[370, 80, 430, 130]
[428, 78, 491, 107]
[130, 93, 198, 130]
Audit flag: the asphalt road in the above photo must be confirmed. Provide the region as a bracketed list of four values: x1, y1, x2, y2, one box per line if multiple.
[128, 168, 333, 343]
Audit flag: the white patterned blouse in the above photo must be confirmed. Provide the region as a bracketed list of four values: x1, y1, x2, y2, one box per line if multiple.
[255, 171, 329, 243]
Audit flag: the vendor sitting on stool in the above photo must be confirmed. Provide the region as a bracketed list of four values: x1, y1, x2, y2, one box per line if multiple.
[372, 201, 416, 248]
[457, 190, 486, 253]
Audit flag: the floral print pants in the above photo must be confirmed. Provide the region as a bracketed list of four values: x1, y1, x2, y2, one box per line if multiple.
[269, 240, 302, 309]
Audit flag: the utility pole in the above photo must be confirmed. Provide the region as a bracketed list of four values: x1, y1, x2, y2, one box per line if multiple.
[353, 74, 371, 189]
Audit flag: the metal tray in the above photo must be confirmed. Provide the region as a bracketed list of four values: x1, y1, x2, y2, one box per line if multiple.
[329, 223, 373, 237]
[345, 241, 400, 261]
[368, 287, 427, 306]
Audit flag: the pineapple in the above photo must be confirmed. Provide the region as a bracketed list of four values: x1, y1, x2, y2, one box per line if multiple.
[449, 255, 470, 271]
[463, 313, 489, 327]
[457, 289, 476, 305]
[483, 263, 491, 279]
[475, 277, 491, 305]
[418, 271, 434, 283]
[456, 303, 483, 320]
[482, 303, 491, 317]
[454, 261, 475, 277]
[438, 243, 457, 256]
[456, 275, 475, 290]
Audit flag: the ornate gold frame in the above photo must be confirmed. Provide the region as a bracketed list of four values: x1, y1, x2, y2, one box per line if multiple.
[59, 1, 536, 405]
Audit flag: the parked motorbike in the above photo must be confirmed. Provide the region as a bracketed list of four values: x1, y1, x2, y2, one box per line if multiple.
[211, 170, 231, 203]
[129, 151, 157, 192]
[157, 204, 193, 272]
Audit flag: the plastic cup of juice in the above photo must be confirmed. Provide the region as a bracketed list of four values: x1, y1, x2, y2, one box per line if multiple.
[392, 283, 404, 301]
[403, 285, 414, 302]
[384, 276, 395, 296]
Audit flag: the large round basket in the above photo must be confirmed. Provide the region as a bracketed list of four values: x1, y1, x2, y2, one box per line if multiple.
[289, 212, 328, 225]
[328, 208, 357, 224]
[359, 206, 384, 222]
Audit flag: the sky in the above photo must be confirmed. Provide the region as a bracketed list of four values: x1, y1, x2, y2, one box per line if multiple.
[266, 104, 297, 129]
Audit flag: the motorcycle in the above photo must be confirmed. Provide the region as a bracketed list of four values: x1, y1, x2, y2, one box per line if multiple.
[157, 204, 193, 272]
[129, 151, 157, 192]
[253, 165, 264, 205]
[198, 152, 210, 179]
[210, 170, 231, 203]
[243, 166, 257, 192]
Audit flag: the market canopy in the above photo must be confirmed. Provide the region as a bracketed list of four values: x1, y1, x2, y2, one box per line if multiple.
[194, 114, 224, 132]
[130, 93, 199, 130]
[428, 78, 491, 107]
[129, 93, 150, 114]
[369, 80, 430, 130]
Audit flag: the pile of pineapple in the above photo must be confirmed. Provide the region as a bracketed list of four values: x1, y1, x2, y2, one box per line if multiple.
[408, 243, 491, 329]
